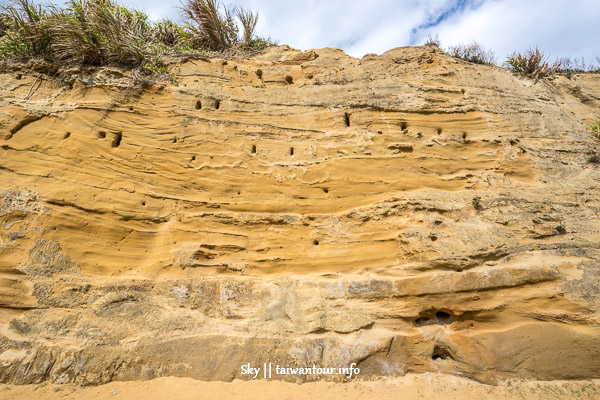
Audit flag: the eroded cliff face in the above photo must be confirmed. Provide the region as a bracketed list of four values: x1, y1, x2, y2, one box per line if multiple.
[0, 45, 599, 385]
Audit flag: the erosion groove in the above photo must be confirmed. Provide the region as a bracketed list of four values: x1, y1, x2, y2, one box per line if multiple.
[0, 45, 599, 385]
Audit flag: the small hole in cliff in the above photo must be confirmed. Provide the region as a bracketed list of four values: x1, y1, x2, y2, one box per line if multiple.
[191, 155, 196, 161]
[429, 234, 438, 242]
[461, 88, 465, 94]
[323, 188, 329, 193]
[290, 147, 294, 156]
[64, 132, 71, 139]
[251, 144, 257, 154]
[98, 131, 106, 139]
[215, 99, 221, 110]
[141, 201, 146, 206]
[256, 69, 263, 79]
[437, 128, 442, 135]
[128, 105, 133, 111]
[306, 74, 314, 79]
[462, 132, 467, 139]
[400, 121, 408, 131]
[313, 239, 319, 246]
[435, 311, 451, 324]
[172, 137, 177, 143]
[15, 74, 22, 80]
[285, 75, 293, 84]
[111, 132, 122, 148]
[195, 100, 202, 110]
[344, 112, 350, 127]
[431, 345, 450, 361]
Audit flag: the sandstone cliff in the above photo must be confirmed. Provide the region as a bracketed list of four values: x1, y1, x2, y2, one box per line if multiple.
[0, 45, 599, 385]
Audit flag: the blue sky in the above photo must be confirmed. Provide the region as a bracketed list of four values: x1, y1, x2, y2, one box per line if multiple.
[18, 0, 600, 64]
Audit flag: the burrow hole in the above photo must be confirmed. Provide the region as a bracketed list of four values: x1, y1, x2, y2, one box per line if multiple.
[437, 128, 443, 135]
[251, 144, 257, 154]
[64, 132, 71, 139]
[344, 112, 350, 127]
[215, 99, 221, 110]
[462, 132, 467, 139]
[431, 345, 451, 361]
[256, 69, 263, 79]
[400, 121, 408, 131]
[141, 201, 146, 207]
[323, 188, 329, 194]
[111, 131, 122, 148]
[172, 137, 177, 144]
[191, 155, 196, 161]
[414, 310, 453, 327]
[98, 131, 106, 139]
[290, 147, 294, 156]
[313, 239, 319, 246]
[195, 100, 202, 110]
[285, 75, 293, 84]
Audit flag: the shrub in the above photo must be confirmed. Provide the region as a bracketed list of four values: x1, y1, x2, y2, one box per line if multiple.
[49, 0, 152, 67]
[448, 42, 495, 65]
[504, 47, 558, 79]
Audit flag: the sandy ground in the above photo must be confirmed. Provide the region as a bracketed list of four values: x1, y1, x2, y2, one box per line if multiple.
[1, 374, 600, 400]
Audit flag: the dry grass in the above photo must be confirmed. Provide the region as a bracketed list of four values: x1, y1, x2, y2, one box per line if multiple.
[448, 42, 495, 65]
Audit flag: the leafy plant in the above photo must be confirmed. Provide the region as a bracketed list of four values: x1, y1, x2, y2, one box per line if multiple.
[448, 42, 495, 65]
[504, 47, 558, 79]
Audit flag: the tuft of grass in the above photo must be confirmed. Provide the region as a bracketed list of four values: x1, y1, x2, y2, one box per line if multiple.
[181, 0, 268, 51]
[448, 42, 495, 65]
[0, 0, 52, 57]
[504, 47, 559, 79]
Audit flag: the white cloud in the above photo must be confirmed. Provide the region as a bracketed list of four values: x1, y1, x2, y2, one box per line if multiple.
[23, 0, 600, 63]
[419, 0, 600, 62]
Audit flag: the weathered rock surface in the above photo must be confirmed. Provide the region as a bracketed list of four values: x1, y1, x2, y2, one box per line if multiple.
[0, 45, 599, 385]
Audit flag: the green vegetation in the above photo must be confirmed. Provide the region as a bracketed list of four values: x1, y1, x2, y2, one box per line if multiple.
[0, 0, 273, 75]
